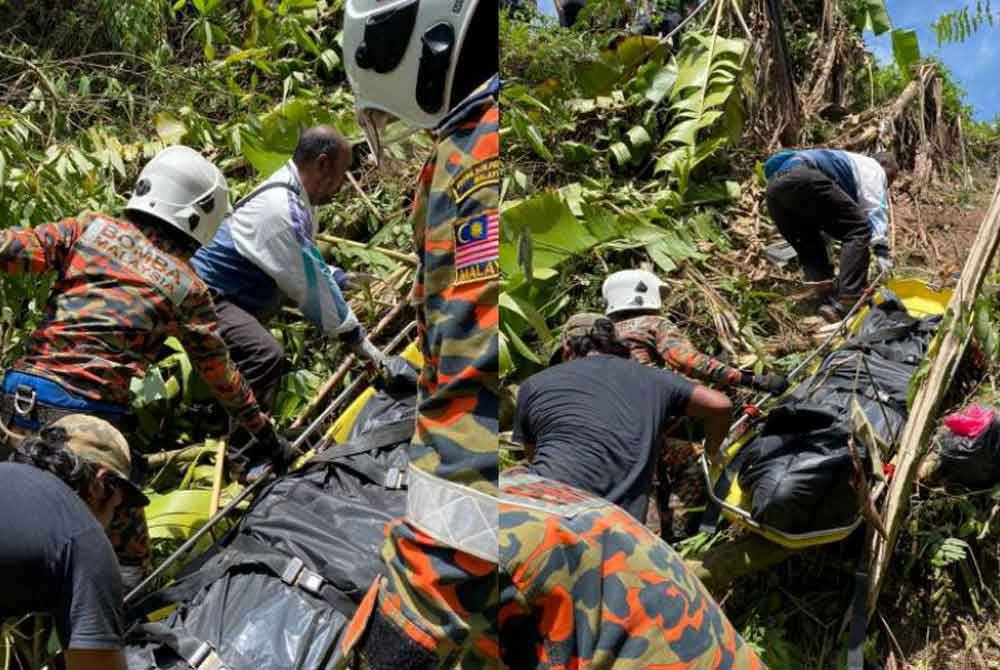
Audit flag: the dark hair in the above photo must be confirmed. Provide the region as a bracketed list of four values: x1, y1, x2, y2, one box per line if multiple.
[293, 126, 350, 168]
[128, 210, 200, 256]
[565, 318, 632, 360]
[10, 427, 98, 496]
[873, 152, 899, 175]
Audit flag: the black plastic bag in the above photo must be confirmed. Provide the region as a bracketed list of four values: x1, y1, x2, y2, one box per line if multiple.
[736, 296, 939, 535]
[739, 405, 859, 533]
[937, 418, 1000, 488]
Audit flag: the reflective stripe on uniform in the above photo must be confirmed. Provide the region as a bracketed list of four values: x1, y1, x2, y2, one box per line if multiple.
[405, 466, 498, 563]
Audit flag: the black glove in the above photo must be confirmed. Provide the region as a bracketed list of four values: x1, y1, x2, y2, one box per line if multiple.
[372, 355, 419, 394]
[746, 372, 789, 395]
[230, 425, 298, 479]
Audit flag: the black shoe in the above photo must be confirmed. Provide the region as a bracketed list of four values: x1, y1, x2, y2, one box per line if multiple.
[817, 298, 848, 324]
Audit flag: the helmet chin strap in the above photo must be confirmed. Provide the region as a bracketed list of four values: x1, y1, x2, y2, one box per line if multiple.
[358, 108, 420, 168]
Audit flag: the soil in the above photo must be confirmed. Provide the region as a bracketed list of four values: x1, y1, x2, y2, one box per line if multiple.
[891, 175, 995, 284]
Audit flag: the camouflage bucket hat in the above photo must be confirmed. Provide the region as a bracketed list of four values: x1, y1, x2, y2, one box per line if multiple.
[549, 312, 604, 366]
[49, 414, 149, 508]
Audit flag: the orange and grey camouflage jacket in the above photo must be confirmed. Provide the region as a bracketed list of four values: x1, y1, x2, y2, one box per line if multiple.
[0, 213, 268, 433]
[347, 77, 500, 669]
[611, 312, 747, 387]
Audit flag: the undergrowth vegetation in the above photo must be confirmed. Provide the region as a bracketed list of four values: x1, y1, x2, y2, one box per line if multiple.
[0, 0, 424, 624]
[501, 1, 1000, 667]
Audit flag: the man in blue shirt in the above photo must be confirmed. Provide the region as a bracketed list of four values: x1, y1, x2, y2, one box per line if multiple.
[764, 148, 899, 322]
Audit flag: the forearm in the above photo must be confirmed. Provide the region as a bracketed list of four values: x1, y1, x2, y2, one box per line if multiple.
[664, 342, 743, 387]
[701, 412, 730, 458]
[192, 353, 268, 433]
[685, 386, 733, 460]
[0, 219, 79, 275]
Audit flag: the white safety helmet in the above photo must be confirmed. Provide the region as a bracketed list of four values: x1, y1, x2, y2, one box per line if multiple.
[343, 0, 486, 158]
[602, 269, 665, 316]
[125, 146, 230, 247]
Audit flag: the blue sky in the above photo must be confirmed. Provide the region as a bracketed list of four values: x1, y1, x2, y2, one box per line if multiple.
[866, 1, 1000, 121]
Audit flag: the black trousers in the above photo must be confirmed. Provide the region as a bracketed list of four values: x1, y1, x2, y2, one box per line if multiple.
[214, 297, 286, 413]
[766, 165, 871, 301]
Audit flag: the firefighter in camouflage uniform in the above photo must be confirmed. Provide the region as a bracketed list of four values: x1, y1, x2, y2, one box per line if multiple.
[0, 146, 289, 585]
[498, 316, 763, 668]
[498, 471, 765, 669]
[339, 0, 500, 667]
[602, 269, 788, 540]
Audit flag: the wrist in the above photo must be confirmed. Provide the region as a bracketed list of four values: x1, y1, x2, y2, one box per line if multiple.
[331, 267, 348, 289]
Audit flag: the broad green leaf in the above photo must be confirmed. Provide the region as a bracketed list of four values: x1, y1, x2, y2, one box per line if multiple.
[203, 21, 216, 60]
[861, 0, 892, 35]
[560, 141, 596, 163]
[613, 35, 663, 70]
[646, 239, 677, 273]
[609, 141, 632, 167]
[575, 59, 620, 98]
[319, 49, 341, 72]
[626, 125, 652, 150]
[154, 112, 187, 145]
[891, 28, 920, 79]
[499, 330, 515, 377]
[505, 325, 542, 364]
[500, 292, 552, 341]
[644, 65, 678, 104]
[525, 124, 553, 160]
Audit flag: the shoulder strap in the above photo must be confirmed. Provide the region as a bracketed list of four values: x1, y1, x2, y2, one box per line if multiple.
[232, 182, 300, 213]
[312, 418, 416, 464]
[129, 534, 356, 620]
[131, 622, 239, 670]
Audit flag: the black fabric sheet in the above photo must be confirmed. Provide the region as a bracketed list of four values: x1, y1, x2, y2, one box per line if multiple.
[125, 363, 417, 670]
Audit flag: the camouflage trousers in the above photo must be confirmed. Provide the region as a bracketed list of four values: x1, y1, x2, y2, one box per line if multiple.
[339, 518, 499, 669]
[498, 469, 764, 669]
[647, 435, 707, 542]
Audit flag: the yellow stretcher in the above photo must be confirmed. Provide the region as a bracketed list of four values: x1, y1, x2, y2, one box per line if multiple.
[704, 278, 953, 549]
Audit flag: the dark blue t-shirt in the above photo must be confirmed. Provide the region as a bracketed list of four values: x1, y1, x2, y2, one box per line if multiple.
[0, 462, 123, 650]
[513, 354, 693, 521]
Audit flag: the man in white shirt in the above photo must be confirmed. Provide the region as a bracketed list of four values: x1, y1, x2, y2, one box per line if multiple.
[191, 126, 380, 414]
[763, 148, 899, 322]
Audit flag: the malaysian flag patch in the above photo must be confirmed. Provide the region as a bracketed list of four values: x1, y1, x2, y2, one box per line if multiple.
[453, 210, 499, 285]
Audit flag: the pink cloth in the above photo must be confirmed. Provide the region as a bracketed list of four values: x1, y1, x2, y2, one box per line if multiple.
[944, 405, 996, 438]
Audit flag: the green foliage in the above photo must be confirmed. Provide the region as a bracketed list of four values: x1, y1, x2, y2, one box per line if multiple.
[846, 0, 892, 35]
[890, 28, 920, 80]
[500, 8, 749, 377]
[99, 0, 167, 53]
[934, 2, 998, 45]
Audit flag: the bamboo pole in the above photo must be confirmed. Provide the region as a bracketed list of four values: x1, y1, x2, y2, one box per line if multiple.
[958, 115, 974, 190]
[316, 233, 418, 266]
[867, 175, 1000, 619]
[290, 300, 409, 430]
[208, 439, 226, 517]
